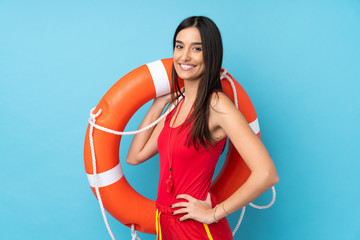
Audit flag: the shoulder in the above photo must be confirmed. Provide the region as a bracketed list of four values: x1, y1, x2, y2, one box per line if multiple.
[209, 91, 237, 115]
[209, 91, 247, 130]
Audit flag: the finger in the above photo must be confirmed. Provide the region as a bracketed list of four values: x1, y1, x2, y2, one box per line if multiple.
[176, 194, 194, 202]
[172, 208, 189, 216]
[205, 193, 212, 206]
[179, 213, 191, 222]
[171, 202, 189, 209]
[206, 193, 211, 202]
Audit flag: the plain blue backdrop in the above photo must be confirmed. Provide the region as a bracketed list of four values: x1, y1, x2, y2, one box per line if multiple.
[1, 0, 359, 239]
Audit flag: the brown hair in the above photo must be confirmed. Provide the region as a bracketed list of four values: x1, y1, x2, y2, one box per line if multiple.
[171, 16, 223, 149]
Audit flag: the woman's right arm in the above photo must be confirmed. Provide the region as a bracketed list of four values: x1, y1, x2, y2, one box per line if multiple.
[126, 94, 172, 165]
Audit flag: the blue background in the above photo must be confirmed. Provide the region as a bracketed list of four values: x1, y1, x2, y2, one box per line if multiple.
[1, 0, 359, 239]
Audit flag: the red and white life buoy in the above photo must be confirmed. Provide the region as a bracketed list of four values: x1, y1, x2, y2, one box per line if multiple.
[84, 58, 260, 235]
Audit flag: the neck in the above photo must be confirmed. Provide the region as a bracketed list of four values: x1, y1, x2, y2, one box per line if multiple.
[183, 79, 200, 105]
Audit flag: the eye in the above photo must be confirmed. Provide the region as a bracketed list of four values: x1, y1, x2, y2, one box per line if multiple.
[193, 47, 202, 52]
[175, 45, 183, 49]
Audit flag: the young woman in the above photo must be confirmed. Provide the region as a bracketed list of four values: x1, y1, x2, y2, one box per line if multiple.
[126, 16, 279, 240]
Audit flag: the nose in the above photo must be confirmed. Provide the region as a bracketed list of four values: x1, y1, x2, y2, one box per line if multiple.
[181, 48, 191, 62]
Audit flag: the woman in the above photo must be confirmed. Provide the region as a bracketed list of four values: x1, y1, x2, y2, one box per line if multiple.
[126, 16, 279, 240]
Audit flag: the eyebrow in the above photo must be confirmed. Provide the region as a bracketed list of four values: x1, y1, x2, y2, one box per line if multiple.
[176, 40, 202, 45]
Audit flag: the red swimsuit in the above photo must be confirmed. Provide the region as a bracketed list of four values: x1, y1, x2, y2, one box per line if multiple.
[156, 98, 233, 240]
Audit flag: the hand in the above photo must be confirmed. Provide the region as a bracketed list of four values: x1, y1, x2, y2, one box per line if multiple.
[153, 88, 185, 106]
[153, 92, 173, 106]
[171, 193, 215, 224]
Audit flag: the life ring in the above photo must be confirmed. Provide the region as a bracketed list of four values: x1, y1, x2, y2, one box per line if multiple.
[84, 58, 260, 235]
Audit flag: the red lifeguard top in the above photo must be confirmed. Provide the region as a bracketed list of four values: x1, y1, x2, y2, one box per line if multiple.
[157, 98, 227, 206]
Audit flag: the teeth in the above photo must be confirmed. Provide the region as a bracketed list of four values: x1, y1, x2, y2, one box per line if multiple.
[181, 64, 194, 70]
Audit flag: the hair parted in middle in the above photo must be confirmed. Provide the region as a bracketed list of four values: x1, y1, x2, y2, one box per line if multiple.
[171, 16, 224, 149]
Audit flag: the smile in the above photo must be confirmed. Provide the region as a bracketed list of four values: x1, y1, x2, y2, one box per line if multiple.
[179, 64, 196, 71]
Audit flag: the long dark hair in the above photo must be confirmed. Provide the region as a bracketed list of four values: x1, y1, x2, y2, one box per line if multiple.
[171, 16, 223, 149]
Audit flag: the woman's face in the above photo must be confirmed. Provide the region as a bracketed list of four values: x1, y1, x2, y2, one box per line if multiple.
[173, 27, 205, 82]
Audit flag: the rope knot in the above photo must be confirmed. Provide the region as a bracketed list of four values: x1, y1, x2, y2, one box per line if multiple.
[220, 68, 228, 80]
[89, 107, 102, 122]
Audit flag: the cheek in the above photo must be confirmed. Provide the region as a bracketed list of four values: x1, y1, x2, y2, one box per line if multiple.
[198, 63, 205, 75]
[173, 63, 181, 75]
[173, 51, 181, 60]
[196, 55, 204, 66]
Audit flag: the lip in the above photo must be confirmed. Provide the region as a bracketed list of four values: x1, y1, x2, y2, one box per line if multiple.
[179, 63, 196, 71]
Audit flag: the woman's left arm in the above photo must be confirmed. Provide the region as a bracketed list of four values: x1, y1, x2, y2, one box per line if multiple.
[209, 92, 279, 221]
[172, 92, 279, 223]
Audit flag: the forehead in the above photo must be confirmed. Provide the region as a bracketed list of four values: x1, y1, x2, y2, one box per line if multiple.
[176, 27, 202, 43]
